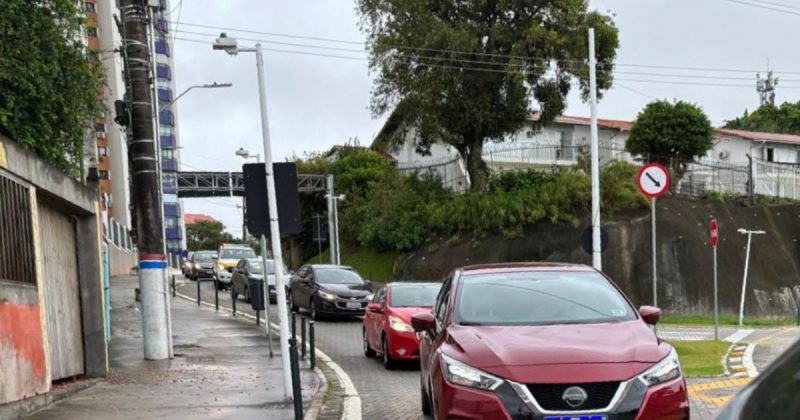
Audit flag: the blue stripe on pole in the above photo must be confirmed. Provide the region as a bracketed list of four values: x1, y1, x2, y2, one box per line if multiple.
[139, 261, 168, 269]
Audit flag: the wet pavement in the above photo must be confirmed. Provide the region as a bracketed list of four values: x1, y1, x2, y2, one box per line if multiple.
[26, 275, 322, 420]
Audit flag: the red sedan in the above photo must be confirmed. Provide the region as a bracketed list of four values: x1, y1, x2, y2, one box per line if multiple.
[363, 282, 441, 369]
[412, 263, 689, 420]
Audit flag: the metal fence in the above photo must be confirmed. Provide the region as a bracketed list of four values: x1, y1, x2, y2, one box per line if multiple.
[676, 161, 751, 197]
[0, 172, 36, 284]
[396, 157, 470, 192]
[752, 159, 800, 201]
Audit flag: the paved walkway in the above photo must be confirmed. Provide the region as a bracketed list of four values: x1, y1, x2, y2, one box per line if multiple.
[27, 275, 323, 420]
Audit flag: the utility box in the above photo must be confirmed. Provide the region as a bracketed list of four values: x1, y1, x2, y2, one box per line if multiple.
[248, 278, 265, 311]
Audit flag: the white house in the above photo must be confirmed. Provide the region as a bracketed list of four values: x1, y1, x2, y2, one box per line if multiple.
[709, 128, 800, 164]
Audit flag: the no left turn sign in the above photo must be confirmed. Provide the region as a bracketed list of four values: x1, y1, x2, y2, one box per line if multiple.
[637, 163, 671, 198]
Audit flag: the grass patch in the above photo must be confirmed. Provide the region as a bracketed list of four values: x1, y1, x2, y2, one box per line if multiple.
[304, 244, 401, 283]
[661, 315, 795, 327]
[670, 340, 730, 377]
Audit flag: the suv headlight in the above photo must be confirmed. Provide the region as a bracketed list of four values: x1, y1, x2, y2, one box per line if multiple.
[389, 316, 414, 332]
[639, 348, 682, 386]
[441, 353, 503, 391]
[318, 290, 337, 301]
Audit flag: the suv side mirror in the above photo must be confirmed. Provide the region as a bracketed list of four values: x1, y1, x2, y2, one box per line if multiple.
[367, 303, 382, 313]
[639, 306, 661, 325]
[411, 312, 436, 332]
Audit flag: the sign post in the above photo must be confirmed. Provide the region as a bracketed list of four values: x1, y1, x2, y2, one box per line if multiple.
[710, 219, 719, 340]
[637, 163, 671, 318]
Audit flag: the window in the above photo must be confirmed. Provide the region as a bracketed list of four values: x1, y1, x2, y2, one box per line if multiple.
[88, 28, 98, 37]
[157, 78, 171, 89]
[434, 276, 453, 325]
[95, 122, 106, 133]
[389, 284, 441, 308]
[315, 268, 364, 285]
[163, 193, 178, 204]
[98, 170, 109, 179]
[162, 149, 175, 160]
[767, 148, 775, 162]
[159, 125, 174, 136]
[165, 217, 179, 227]
[372, 286, 386, 304]
[85, 3, 96, 13]
[97, 147, 108, 156]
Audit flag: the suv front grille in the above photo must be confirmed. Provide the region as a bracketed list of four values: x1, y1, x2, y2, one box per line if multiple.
[527, 381, 620, 411]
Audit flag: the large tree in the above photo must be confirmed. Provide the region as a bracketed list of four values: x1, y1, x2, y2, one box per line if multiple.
[186, 221, 235, 252]
[626, 100, 714, 180]
[358, 0, 619, 189]
[0, 0, 103, 176]
[725, 102, 800, 134]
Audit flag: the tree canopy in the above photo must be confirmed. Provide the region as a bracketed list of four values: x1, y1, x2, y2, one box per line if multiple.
[724, 102, 800, 134]
[186, 221, 235, 252]
[358, 0, 619, 189]
[626, 100, 714, 178]
[0, 0, 103, 176]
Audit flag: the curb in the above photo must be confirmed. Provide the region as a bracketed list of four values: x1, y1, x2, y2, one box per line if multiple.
[175, 287, 362, 419]
[1, 378, 102, 419]
[726, 342, 750, 377]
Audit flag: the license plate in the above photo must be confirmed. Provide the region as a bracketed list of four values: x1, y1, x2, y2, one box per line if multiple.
[346, 301, 361, 310]
[544, 416, 607, 420]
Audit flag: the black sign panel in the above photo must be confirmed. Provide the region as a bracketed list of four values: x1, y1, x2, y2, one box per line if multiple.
[243, 162, 302, 236]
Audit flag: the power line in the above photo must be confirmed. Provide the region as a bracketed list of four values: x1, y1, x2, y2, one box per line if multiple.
[719, 0, 800, 16]
[615, 83, 658, 100]
[172, 20, 800, 75]
[744, 0, 800, 11]
[169, 0, 185, 45]
[174, 35, 800, 89]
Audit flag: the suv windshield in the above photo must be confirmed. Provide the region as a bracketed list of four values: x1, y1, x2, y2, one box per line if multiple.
[194, 252, 216, 262]
[219, 248, 256, 260]
[316, 269, 363, 285]
[455, 272, 636, 326]
[390, 284, 441, 307]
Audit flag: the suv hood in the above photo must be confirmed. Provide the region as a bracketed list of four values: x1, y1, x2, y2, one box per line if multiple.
[319, 283, 371, 297]
[446, 321, 669, 382]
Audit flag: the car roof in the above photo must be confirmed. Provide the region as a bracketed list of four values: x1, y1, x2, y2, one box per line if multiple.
[459, 262, 596, 276]
[309, 264, 353, 270]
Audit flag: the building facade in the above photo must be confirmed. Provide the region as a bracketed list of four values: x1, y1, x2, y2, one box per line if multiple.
[151, 1, 188, 259]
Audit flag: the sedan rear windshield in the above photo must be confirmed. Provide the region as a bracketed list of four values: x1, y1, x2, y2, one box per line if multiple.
[249, 261, 288, 275]
[316, 269, 363, 285]
[455, 272, 636, 326]
[219, 248, 256, 259]
[390, 284, 441, 307]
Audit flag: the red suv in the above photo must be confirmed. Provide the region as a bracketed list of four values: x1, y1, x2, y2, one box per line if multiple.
[363, 282, 441, 369]
[412, 263, 688, 420]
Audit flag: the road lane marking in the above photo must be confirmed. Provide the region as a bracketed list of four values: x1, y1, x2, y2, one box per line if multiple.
[175, 289, 363, 420]
[724, 329, 755, 343]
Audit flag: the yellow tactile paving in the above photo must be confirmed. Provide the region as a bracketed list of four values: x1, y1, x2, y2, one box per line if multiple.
[688, 377, 751, 407]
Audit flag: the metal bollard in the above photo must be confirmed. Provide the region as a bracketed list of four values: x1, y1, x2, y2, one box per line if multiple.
[301, 317, 307, 359]
[288, 338, 304, 420]
[214, 281, 219, 311]
[231, 286, 237, 317]
[171, 275, 176, 298]
[196, 278, 201, 306]
[256, 310, 260, 326]
[309, 320, 316, 370]
[291, 311, 297, 338]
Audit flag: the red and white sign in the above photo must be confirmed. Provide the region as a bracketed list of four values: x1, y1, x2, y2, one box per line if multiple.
[637, 163, 671, 198]
[710, 219, 719, 248]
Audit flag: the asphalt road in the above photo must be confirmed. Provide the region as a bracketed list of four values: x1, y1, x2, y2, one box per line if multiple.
[175, 277, 428, 420]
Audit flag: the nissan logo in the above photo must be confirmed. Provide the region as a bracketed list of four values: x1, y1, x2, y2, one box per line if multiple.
[562, 386, 588, 408]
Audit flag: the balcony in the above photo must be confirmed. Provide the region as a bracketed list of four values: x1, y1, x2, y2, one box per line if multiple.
[155, 39, 170, 56]
[165, 227, 182, 240]
[156, 64, 171, 80]
[162, 183, 178, 194]
[161, 158, 178, 172]
[159, 110, 174, 126]
[157, 88, 173, 103]
[164, 203, 180, 217]
[154, 18, 169, 34]
[160, 135, 176, 148]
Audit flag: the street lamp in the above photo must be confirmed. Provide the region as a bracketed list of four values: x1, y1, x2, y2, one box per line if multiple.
[235, 147, 261, 162]
[737, 228, 766, 326]
[158, 82, 232, 112]
[212, 33, 293, 399]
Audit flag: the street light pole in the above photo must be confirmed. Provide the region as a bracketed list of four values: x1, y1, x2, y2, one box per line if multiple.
[235, 148, 261, 241]
[158, 82, 232, 112]
[737, 228, 766, 326]
[214, 34, 292, 399]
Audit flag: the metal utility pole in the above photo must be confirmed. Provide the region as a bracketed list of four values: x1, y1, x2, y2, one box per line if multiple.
[588, 28, 602, 271]
[738, 228, 766, 326]
[120, 0, 170, 360]
[326, 175, 337, 265]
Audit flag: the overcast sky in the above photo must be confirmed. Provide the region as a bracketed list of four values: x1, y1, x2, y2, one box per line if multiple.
[172, 0, 799, 236]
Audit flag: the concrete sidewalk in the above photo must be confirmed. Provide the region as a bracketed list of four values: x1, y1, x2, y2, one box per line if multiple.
[26, 275, 323, 420]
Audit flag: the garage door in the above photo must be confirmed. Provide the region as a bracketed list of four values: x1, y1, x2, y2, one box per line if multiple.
[38, 202, 84, 380]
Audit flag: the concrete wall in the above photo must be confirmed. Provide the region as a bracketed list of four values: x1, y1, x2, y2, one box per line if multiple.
[108, 244, 137, 276]
[403, 196, 800, 319]
[0, 281, 48, 405]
